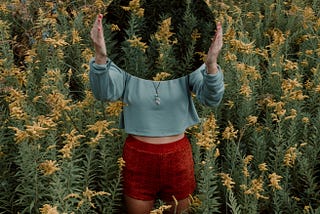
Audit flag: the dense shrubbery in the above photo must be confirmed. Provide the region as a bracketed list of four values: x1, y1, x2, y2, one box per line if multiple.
[0, 0, 319, 213]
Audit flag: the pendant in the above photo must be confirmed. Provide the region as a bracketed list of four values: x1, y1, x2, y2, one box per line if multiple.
[155, 95, 161, 105]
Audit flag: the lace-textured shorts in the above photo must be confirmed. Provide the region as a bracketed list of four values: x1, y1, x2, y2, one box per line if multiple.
[122, 134, 196, 201]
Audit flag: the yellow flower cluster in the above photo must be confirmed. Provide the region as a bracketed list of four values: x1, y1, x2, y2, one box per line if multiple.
[283, 146, 298, 167]
[153, 72, 172, 81]
[219, 173, 235, 190]
[39, 160, 60, 176]
[127, 36, 148, 52]
[122, 0, 144, 17]
[39, 204, 59, 214]
[268, 172, 283, 191]
[196, 114, 220, 150]
[154, 18, 177, 45]
[59, 129, 85, 159]
[241, 176, 269, 200]
[64, 187, 110, 209]
[222, 121, 238, 141]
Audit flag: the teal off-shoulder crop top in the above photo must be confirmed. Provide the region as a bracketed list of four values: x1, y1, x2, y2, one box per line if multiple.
[89, 58, 224, 137]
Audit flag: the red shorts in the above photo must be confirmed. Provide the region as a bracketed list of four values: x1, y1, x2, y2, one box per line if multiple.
[122, 135, 196, 201]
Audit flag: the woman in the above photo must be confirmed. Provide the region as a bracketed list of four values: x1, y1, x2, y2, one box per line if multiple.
[90, 14, 224, 214]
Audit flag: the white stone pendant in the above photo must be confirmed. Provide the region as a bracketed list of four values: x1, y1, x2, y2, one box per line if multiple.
[155, 95, 161, 105]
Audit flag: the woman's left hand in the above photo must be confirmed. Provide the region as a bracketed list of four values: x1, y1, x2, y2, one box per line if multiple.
[206, 22, 223, 74]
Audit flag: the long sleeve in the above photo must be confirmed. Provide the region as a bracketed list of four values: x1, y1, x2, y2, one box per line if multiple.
[188, 63, 224, 107]
[89, 58, 127, 101]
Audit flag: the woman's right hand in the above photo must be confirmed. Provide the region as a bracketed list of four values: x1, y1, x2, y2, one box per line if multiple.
[90, 14, 107, 64]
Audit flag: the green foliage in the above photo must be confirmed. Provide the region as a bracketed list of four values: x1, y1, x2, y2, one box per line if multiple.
[0, 0, 320, 213]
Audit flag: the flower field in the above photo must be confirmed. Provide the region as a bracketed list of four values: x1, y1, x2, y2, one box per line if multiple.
[0, 0, 319, 213]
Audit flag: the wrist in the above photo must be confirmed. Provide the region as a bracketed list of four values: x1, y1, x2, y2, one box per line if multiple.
[95, 55, 107, 65]
[206, 62, 218, 74]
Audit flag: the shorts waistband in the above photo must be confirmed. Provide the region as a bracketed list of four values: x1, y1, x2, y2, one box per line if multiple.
[125, 134, 190, 153]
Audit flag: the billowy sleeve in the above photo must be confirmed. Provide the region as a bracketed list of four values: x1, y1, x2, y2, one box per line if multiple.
[89, 58, 127, 101]
[188, 63, 224, 107]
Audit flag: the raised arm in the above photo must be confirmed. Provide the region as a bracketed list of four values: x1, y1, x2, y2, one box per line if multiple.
[189, 22, 224, 107]
[89, 14, 127, 101]
[90, 14, 107, 64]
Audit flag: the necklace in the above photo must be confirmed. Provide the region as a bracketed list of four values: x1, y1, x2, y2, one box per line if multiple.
[152, 81, 161, 105]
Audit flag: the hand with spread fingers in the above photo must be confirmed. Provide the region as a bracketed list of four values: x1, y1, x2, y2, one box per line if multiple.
[206, 22, 223, 74]
[90, 14, 107, 64]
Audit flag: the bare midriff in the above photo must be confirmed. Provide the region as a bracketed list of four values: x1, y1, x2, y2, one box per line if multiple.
[131, 133, 185, 144]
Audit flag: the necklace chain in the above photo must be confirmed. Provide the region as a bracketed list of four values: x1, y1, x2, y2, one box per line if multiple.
[152, 81, 161, 105]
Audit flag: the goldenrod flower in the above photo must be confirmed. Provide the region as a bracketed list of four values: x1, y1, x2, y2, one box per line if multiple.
[243, 177, 269, 199]
[117, 157, 126, 171]
[68, 187, 111, 209]
[258, 163, 268, 172]
[110, 24, 120, 32]
[268, 172, 283, 191]
[283, 146, 298, 167]
[196, 114, 220, 149]
[71, 28, 81, 44]
[301, 117, 310, 124]
[153, 72, 171, 81]
[39, 160, 60, 176]
[39, 204, 59, 214]
[284, 109, 297, 120]
[9, 127, 29, 144]
[127, 36, 148, 52]
[154, 18, 176, 45]
[150, 205, 172, 214]
[81, 48, 94, 62]
[122, 0, 144, 17]
[219, 173, 235, 190]
[239, 84, 252, 98]
[87, 120, 116, 136]
[222, 121, 238, 141]
[246, 115, 258, 125]
[59, 129, 85, 159]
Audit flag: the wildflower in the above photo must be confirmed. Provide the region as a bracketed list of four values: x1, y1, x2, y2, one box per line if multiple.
[268, 172, 282, 191]
[283, 146, 298, 167]
[239, 84, 252, 98]
[39, 160, 60, 176]
[219, 173, 235, 190]
[150, 205, 172, 214]
[191, 29, 201, 41]
[23, 121, 49, 141]
[73, 187, 110, 209]
[196, 114, 220, 149]
[71, 28, 81, 44]
[284, 109, 297, 121]
[46, 92, 72, 120]
[225, 100, 234, 109]
[117, 157, 126, 171]
[44, 37, 69, 48]
[152, 72, 171, 81]
[244, 155, 254, 165]
[87, 120, 116, 136]
[59, 129, 85, 159]
[258, 163, 268, 172]
[122, 0, 144, 17]
[81, 48, 94, 62]
[243, 177, 269, 199]
[246, 115, 258, 125]
[224, 52, 237, 62]
[110, 24, 120, 32]
[229, 39, 255, 54]
[127, 36, 148, 52]
[284, 59, 298, 71]
[222, 121, 238, 141]
[214, 148, 220, 158]
[39, 204, 59, 214]
[9, 127, 29, 143]
[154, 18, 176, 45]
